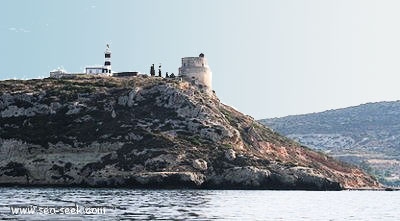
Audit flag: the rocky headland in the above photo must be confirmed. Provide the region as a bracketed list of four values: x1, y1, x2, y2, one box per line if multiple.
[0, 76, 381, 190]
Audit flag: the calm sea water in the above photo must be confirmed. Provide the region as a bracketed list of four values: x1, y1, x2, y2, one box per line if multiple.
[0, 188, 398, 220]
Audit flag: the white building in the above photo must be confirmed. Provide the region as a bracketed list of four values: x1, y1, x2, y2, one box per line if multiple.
[49, 68, 68, 78]
[49, 44, 113, 78]
[85, 44, 112, 75]
[85, 66, 105, 75]
[179, 53, 212, 92]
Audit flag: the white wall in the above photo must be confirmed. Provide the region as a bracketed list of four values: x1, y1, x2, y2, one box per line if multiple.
[85, 68, 103, 74]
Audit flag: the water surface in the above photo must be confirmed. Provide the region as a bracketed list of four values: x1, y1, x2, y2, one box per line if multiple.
[0, 188, 398, 220]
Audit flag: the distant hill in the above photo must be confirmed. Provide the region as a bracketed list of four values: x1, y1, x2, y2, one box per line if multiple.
[259, 101, 400, 187]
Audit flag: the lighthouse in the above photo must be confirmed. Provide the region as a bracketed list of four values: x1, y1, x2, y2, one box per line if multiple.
[103, 44, 112, 74]
[85, 44, 113, 76]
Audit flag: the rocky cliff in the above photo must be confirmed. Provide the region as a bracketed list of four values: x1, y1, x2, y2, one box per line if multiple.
[260, 102, 400, 187]
[0, 76, 381, 190]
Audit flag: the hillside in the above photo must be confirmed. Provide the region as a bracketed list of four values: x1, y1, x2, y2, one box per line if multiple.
[260, 101, 400, 186]
[0, 76, 380, 190]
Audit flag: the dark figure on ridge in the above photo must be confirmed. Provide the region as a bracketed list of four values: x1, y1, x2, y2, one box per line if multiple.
[150, 64, 155, 76]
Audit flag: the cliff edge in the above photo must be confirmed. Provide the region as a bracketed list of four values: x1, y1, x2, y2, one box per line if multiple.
[0, 76, 381, 190]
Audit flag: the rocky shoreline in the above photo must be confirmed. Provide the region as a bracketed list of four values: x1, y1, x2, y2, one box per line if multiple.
[0, 167, 344, 190]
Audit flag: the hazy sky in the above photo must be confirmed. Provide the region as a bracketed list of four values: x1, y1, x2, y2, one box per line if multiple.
[1, 0, 400, 119]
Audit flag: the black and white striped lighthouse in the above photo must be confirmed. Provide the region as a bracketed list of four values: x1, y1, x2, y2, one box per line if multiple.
[103, 44, 112, 74]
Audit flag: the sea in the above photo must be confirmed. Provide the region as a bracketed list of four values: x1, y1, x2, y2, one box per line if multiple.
[0, 187, 398, 220]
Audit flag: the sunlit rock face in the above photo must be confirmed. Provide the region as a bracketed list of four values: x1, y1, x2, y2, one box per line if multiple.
[0, 76, 381, 190]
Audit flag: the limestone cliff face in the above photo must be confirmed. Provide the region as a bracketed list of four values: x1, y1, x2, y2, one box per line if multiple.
[0, 76, 381, 190]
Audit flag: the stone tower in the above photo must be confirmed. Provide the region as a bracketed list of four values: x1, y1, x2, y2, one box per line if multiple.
[179, 53, 212, 91]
